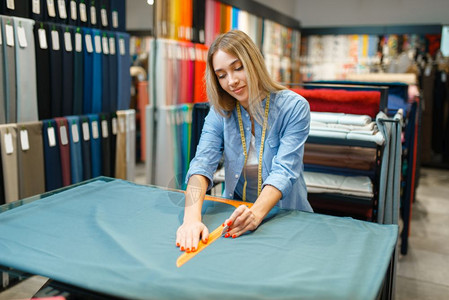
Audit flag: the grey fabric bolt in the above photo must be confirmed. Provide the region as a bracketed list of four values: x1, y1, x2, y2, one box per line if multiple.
[1, 16, 17, 123]
[154, 107, 176, 188]
[125, 110, 135, 181]
[14, 17, 38, 123]
[0, 124, 19, 203]
[17, 121, 45, 199]
[0, 22, 5, 124]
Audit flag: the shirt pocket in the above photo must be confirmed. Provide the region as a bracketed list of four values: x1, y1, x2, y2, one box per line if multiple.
[263, 135, 280, 175]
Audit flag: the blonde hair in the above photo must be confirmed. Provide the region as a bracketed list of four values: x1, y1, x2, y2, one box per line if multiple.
[205, 30, 286, 124]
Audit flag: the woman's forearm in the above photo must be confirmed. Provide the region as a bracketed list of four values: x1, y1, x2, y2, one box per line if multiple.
[183, 175, 210, 222]
[250, 185, 282, 221]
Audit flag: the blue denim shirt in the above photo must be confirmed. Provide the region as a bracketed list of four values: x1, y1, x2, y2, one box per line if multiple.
[186, 90, 312, 211]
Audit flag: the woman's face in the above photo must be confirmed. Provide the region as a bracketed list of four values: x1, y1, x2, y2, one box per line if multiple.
[212, 50, 249, 107]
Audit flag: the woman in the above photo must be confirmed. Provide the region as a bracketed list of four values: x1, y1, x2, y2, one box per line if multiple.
[176, 30, 312, 253]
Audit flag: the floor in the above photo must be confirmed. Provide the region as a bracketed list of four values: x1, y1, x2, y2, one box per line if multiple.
[1, 165, 448, 299]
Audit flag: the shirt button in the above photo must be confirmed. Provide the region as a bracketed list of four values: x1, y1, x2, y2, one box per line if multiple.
[245, 113, 249, 117]
[235, 174, 239, 178]
[246, 127, 250, 131]
[229, 193, 233, 197]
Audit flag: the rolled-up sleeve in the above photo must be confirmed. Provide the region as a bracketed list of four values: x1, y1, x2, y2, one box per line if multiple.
[263, 98, 310, 199]
[185, 107, 224, 191]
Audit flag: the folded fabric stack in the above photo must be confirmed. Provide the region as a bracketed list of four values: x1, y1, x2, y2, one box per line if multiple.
[309, 112, 385, 145]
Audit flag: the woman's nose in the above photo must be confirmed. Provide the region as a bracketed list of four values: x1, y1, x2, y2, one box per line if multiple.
[228, 74, 238, 86]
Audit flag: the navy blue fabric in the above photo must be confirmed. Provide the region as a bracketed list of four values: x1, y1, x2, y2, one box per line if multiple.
[98, 0, 111, 30]
[101, 33, 111, 112]
[78, 0, 88, 27]
[116, 32, 130, 110]
[73, 27, 84, 115]
[61, 25, 75, 116]
[82, 27, 93, 114]
[67, 0, 78, 26]
[48, 23, 63, 117]
[91, 29, 102, 113]
[30, 0, 45, 21]
[87, 0, 99, 28]
[1, 0, 29, 17]
[304, 164, 376, 180]
[42, 119, 63, 191]
[34, 22, 52, 120]
[108, 32, 118, 112]
[88, 114, 102, 178]
[65, 116, 84, 184]
[190, 103, 210, 161]
[109, 0, 126, 31]
[99, 113, 111, 176]
[80, 116, 92, 180]
[45, 0, 60, 23]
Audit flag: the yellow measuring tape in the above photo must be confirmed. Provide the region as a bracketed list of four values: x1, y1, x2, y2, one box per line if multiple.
[236, 94, 270, 201]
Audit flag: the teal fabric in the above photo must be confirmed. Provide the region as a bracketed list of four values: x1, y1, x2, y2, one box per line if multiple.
[0, 179, 398, 300]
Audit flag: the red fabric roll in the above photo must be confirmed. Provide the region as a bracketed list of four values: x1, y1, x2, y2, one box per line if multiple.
[54, 117, 72, 187]
[193, 44, 208, 103]
[291, 88, 381, 118]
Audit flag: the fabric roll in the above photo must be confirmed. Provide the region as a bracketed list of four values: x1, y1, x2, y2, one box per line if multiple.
[0, 124, 19, 203]
[91, 29, 102, 113]
[99, 113, 111, 177]
[14, 17, 39, 123]
[155, 107, 176, 188]
[45, 0, 60, 23]
[68, 0, 78, 26]
[0, 146, 4, 204]
[79, 116, 92, 180]
[48, 24, 63, 118]
[1, 0, 29, 18]
[420, 65, 435, 163]
[145, 106, 154, 184]
[87, 0, 99, 28]
[98, 0, 111, 30]
[30, 0, 46, 21]
[42, 119, 63, 191]
[64, 116, 83, 184]
[124, 110, 135, 181]
[56, 0, 70, 24]
[109, 112, 117, 176]
[17, 121, 46, 199]
[61, 25, 75, 116]
[101, 33, 110, 112]
[54, 117, 72, 186]
[116, 32, 131, 110]
[73, 27, 84, 115]
[193, 44, 207, 103]
[114, 111, 126, 179]
[87, 114, 102, 178]
[108, 32, 118, 112]
[82, 27, 93, 114]
[190, 102, 209, 161]
[109, 0, 125, 31]
[137, 81, 149, 161]
[34, 21, 52, 120]
[1, 16, 17, 123]
[0, 22, 6, 124]
[78, 0, 88, 27]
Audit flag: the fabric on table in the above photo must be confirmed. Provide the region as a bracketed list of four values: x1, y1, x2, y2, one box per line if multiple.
[14, 17, 39, 123]
[17, 121, 45, 199]
[54, 117, 72, 186]
[91, 29, 102, 113]
[34, 21, 52, 120]
[1, 16, 17, 123]
[42, 119, 62, 191]
[0, 124, 18, 203]
[87, 114, 101, 178]
[0, 179, 398, 300]
[64, 116, 83, 184]
[80, 116, 92, 180]
[304, 171, 374, 198]
[304, 143, 377, 171]
[73, 27, 84, 115]
[291, 88, 381, 119]
[61, 25, 75, 116]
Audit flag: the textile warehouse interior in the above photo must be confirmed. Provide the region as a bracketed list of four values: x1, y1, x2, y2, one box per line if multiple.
[1, 0, 449, 299]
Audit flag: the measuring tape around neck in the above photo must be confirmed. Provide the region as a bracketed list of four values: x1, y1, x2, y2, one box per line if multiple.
[236, 93, 270, 201]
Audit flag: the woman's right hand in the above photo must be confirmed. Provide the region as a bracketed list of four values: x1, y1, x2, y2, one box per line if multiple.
[176, 221, 209, 252]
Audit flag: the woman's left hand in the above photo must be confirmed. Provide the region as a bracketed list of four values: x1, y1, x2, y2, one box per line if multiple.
[223, 205, 263, 238]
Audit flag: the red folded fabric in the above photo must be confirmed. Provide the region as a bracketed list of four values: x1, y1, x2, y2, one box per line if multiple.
[291, 88, 381, 118]
[193, 44, 208, 103]
[54, 117, 72, 187]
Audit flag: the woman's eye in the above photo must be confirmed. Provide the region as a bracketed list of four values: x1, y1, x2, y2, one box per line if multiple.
[235, 65, 243, 71]
[217, 74, 226, 79]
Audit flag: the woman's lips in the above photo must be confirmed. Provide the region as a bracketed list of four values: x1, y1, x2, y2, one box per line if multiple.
[233, 86, 245, 94]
